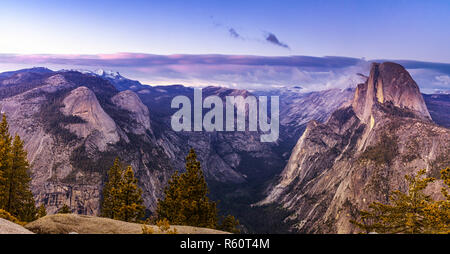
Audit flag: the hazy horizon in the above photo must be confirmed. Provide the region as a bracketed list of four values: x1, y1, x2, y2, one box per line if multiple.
[1, 53, 449, 94]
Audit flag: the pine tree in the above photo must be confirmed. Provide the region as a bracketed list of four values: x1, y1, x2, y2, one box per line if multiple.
[351, 168, 450, 234]
[422, 167, 450, 233]
[0, 114, 12, 209]
[219, 215, 241, 233]
[101, 158, 145, 222]
[37, 204, 47, 218]
[117, 165, 145, 222]
[58, 204, 71, 214]
[100, 158, 124, 219]
[0, 115, 37, 222]
[156, 170, 183, 224]
[157, 148, 218, 228]
[8, 135, 36, 222]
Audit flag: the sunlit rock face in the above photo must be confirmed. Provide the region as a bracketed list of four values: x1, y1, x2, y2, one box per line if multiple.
[352, 62, 431, 123]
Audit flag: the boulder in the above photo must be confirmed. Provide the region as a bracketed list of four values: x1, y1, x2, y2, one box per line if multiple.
[0, 218, 34, 234]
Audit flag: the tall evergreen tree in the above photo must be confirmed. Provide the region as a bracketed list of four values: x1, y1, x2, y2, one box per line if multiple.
[117, 166, 145, 222]
[156, 170, 183, 224]
[101, 158, 124, 219]
[219, 215, 241, 234]
[157, 148, 218, 228]
[0, 115, 37, 222]
[37, 204, 47, 218]
[0, 114, 12, 209]
[101, 158, 145, 222]
[8, 135, 36, 222]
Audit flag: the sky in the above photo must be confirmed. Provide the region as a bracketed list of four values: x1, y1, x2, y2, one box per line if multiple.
[0, 0, 449, 92]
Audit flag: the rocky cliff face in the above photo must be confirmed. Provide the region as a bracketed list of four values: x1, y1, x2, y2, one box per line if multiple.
[260, 62, 450, 233]
[275, 88, 355, 157]
[62, 86, 120, 151]
[352, 62, 431, 122]
[111, 90, 152, 135]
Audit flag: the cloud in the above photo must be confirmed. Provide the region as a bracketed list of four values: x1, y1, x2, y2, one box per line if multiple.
[435, 75, 450, 85]
[210, 16, 291, 50]
[264, 32, 290, 49]
[228, 28, 242, 39]
[210, 16, 245, 40]
[2, 52, 448, 93]
[0, 53, 364, 69]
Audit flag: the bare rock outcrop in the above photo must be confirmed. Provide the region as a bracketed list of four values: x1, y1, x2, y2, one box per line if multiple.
[0, 218, 34, 234]
[111, 90, 151, 135]
[61, 86, 120, 151]
[352, 62, 431, 123]
[25, 214, 229, 234]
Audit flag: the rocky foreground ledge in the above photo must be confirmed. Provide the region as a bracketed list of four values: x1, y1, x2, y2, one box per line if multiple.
[22, 214, 229, 234]
[1, 214, 229, 234]
[0, 218, 34, 234]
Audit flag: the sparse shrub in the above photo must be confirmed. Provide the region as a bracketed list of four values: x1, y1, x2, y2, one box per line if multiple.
[0, 209, 24, 225]
[360, 133, 398, 165]
[57, 204, 72, 214]
[156, 218, 177, 234]
[141, 219, 155, 234]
